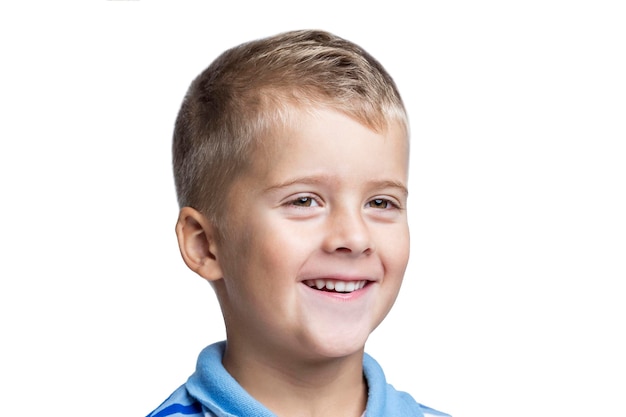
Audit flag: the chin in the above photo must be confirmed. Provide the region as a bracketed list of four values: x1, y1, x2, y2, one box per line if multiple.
[301, 327, 371, 361]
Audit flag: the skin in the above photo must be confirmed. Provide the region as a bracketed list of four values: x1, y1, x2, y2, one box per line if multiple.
[176, 108, 410, 417]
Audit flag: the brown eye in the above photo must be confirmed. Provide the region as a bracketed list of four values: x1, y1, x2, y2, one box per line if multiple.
[369, 199, 390, 209]
[293, 197, 314, 207]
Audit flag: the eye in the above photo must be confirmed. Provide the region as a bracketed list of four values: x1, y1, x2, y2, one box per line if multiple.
[289, 196, 319, 207]
[367, 198, 395, 209]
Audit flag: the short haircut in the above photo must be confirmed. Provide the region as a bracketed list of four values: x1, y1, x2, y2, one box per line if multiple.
[172, 29, 408, 227]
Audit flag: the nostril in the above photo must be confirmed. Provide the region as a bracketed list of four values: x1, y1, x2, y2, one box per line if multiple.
[333, 246, 373, 256]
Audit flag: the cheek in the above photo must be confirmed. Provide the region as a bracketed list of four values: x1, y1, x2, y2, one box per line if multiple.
[221, 223, 306, 293]
[380, 225, 410, 272]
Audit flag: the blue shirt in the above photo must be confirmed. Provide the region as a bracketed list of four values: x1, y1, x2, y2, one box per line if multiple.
[147, 341, 449, 417]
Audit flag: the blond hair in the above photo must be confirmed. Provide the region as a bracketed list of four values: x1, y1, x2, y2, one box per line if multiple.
[172, 29, 407, 226]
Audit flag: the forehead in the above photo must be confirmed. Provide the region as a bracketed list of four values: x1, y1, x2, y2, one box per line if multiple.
[256, 104, 408, 155]
[244, 108, 409, 187]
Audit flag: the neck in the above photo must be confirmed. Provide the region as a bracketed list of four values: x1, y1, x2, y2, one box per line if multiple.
[223, 342, 367, 417]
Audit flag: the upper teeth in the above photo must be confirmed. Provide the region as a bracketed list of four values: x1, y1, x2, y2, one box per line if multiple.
[304, 279, 367, 293]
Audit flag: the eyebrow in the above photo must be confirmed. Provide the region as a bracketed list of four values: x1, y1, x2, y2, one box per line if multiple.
[265, 175, 409, 197]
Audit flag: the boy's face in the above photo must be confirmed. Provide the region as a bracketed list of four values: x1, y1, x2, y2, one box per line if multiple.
[214, 108, 409, 362]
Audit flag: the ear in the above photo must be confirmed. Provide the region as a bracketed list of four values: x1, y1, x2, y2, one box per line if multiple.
[175, 207, 223, 282]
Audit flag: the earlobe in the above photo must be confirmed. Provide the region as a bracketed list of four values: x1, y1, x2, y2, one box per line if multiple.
[175, 207, 223, 282]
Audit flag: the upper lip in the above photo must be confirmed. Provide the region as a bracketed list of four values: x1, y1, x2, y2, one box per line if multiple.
[298, 273, 379, 283]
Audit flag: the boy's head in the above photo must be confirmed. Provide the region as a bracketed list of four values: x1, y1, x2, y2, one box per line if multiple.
[173, 30, 410, 361]
[172, 29, 408, 228]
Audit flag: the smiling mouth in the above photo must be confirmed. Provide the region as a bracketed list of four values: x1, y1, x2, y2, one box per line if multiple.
[303, 279, 368, 293]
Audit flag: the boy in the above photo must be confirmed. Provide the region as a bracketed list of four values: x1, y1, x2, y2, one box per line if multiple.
[148, 30, 449, 417]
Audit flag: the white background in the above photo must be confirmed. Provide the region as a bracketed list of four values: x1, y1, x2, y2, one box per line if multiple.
[1, 1, 624, 416]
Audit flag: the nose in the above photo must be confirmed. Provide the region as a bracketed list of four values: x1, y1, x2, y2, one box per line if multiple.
[322, 205, 375, 256]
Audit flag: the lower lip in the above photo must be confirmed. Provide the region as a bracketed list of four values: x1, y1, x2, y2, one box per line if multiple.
[301, 281, 373, 302]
